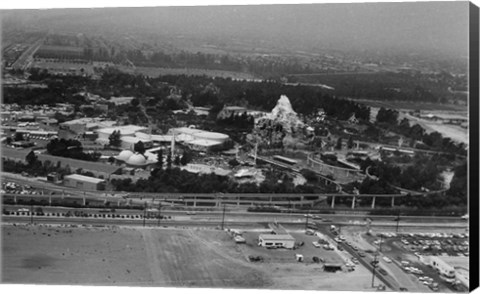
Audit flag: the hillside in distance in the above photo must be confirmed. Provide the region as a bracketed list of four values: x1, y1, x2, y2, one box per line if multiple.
[1, 2, 469, 59]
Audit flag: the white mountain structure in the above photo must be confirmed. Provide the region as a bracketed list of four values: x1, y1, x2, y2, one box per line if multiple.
[250, 95, 306, 148]
[262, 95, 305, 133]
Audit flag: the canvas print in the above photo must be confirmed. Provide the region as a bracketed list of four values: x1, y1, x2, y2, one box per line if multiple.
[0, 1, 473, 292]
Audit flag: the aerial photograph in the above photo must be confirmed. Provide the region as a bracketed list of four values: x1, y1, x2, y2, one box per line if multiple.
[0, 1, 474, 293]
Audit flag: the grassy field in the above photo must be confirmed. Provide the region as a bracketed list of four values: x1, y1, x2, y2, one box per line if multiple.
[2, 224, 377, 291]
[352, 99, 467, 112]
[125, 66, 258, 80]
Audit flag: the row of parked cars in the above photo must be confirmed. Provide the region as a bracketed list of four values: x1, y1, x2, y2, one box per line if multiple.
[401, 237, 469, 257]
[379, 232, 468, 239]
[2, 182, 41, 195]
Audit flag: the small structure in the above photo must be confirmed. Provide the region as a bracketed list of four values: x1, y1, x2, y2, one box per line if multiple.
[47, 172, 61, 183]
[63, 174, 106, 191]
[295, 254, 304, 262]
[258, 234, 295, 249]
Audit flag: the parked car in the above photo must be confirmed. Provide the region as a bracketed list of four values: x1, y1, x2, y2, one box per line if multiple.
[378, 268, 388, 276]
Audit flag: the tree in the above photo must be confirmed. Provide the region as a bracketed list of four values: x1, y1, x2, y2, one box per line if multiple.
[6, 137, 12, 145]
[109, 130, 121, 147]
[157, 149, 164, 168]
[130, 98, 140, 107]
[166, 153, 172, 169]
[335, 137, 343, 150]
[134, 141, 145, 154]
[174, 155, 181, 165]
[180, 151, 191, 166]
[14, 132, 24, 141]
[26, 151, 37, 166]
[347, 136, 354, 149]
[228, 158, 240, 167]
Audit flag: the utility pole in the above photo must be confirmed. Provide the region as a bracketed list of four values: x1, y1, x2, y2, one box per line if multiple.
[157, 202, 162, 227]
[304, 213, 309, 230]
[379, 234, 384, 252]
[371, 253, 378, 288]
[143, 202, 147, 227]
[30, 202, 33, 224]
[395, 211, 401, 233]
[221, 203, 226, 230]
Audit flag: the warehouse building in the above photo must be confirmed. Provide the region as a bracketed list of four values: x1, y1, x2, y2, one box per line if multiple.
[63, 174, 106, 191]
[258, 234, 296, 249]
[120, 136, 153, 151]
[168, 127, 230, 152]
[95, 125, 148, 144]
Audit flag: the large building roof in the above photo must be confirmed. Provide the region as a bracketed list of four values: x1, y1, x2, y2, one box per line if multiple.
[64, 174, 106, 184]
[97, 125, 147, 136]
[116, 150, 134, 161]
[126, 153, 147, 166]
[259, 234, 295, 241]
[121, 136, 152, 144]
[186, 139, 223, 147]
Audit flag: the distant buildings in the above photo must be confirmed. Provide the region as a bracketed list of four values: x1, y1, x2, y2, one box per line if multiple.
[217, 105, 267, 120]
[60, 118, 117, 135]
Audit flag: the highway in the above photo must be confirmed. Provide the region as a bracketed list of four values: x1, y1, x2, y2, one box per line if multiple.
[2, 206, 468, 230]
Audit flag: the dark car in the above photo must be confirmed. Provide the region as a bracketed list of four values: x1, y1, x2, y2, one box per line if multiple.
[399, 287, 408, 292]
[378, 268, 388, 276]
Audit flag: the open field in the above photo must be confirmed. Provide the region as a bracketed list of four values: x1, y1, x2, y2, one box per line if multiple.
[2, 224, 380, 291]
[127, 66, 258, 80]
[353, 99, 467, 112]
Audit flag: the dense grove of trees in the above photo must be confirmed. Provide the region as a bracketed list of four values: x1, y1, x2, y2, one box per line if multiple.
[46, 138, 101, 161]
[357, 153, 467, 208]
[111, 167, 325, 194]
[291, 72, 458, 103]
[2, 157, 72, 178]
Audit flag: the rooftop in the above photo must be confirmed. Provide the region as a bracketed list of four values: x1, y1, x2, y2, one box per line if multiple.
[259, 234, 295, 241]
[64, 174, 106, 184]
[97, 125, 147, 135]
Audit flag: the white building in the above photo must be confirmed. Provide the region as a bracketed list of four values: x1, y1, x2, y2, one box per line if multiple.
[63, 174, 106, 191]
[96, 125, 148, 143]
[258, 234, 295, 249]
[120, 136, 153, 151]
[115, 150, 154, 168]
[168, 127, 230, 151]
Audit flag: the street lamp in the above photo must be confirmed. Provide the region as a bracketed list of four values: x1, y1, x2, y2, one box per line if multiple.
[304, 212, 310, 231]
[157, 202, 162, 227]
[395, 211, 401, 233]
[220, 203, 227, 230]
[371, 253, 379, 288]
[142, 201, 147, 227]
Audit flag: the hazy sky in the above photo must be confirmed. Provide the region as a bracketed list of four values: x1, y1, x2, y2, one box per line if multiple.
[1, 1, 470, 57]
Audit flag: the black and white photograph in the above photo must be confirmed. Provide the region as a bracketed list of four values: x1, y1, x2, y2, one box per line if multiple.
[0, 0, 478, 293]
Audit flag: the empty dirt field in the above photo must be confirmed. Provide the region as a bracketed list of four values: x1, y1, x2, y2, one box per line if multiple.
[2, 224, 377, 290]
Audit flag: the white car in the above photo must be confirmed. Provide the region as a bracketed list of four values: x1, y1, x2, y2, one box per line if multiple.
[382, 257, 392, 263]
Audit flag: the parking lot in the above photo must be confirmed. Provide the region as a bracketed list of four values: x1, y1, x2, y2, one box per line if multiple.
[363, 230, 469, 292]
[240, 229, 348, 265]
